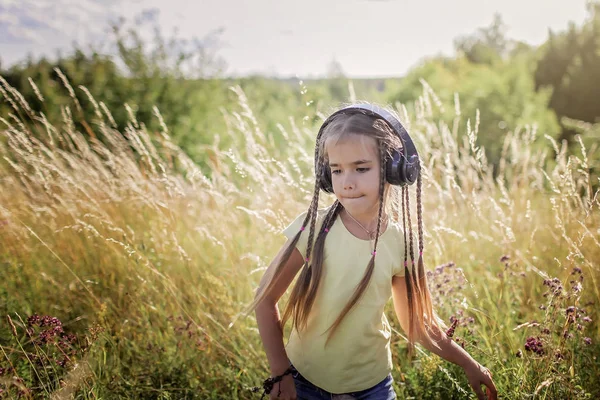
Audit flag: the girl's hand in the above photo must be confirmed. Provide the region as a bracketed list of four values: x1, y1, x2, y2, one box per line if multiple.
[270, 374, 296, 400]
[463, 361, 497, 400]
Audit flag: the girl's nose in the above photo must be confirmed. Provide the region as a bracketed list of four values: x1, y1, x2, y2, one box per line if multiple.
[343, 175, 355, 190]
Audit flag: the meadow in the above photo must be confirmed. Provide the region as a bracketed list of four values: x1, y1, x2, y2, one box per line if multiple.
[0, 74, 598, 399]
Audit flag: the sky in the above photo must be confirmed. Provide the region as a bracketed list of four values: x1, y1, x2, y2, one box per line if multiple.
[0, 0, 591, 78]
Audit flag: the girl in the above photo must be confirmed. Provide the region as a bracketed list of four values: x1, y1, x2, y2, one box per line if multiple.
[251, 104, 497, 400]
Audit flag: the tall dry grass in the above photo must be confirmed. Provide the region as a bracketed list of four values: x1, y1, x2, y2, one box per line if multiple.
[0, 73, 598, 399]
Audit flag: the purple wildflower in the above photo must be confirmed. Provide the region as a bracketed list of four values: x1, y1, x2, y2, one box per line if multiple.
[40, 316, 62, 327]
[524, 336, 544, 355]
[446, 317, 459, 338]
[27, 314, 41, 326]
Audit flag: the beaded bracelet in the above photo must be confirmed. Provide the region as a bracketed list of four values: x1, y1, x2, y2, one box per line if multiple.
[256, 366, 294, 399]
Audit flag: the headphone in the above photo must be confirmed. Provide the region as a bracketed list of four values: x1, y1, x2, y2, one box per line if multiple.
[316, 104, 421, 194]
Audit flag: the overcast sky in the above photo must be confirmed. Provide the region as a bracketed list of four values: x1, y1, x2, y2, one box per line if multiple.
[0, 0, 591, 78]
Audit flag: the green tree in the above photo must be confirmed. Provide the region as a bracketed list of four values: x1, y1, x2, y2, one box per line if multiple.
[454, 13, 509, 65]
[0, 18, 230, 166]
[390, 52, 559, 171]
[534, 2, 600, 143]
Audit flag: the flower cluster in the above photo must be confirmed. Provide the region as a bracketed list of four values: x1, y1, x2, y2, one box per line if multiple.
[524, 336, 544, 355]
[426, 261, 468, 309]
[442, 312, 477, 349]
[518, 266, 594, 361]
[542, 277, 563, 297]
[168, 315, 207, 351]
[498, 254, 527, 279]
[1, 314, 103, 398]
[427, 262, 482, 349]
[445, 317, 459, 338]
[25, 314, 78, 368]
[27, 314, 62, 327]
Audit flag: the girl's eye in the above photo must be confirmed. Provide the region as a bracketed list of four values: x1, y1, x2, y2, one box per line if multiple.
[331, 169, 341, 175]
[357, 168, 370, 173]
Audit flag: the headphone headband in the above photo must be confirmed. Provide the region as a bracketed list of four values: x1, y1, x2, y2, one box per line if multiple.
[316, 104, 418, 161]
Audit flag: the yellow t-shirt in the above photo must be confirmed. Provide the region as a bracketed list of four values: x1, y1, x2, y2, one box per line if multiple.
[282, 207, 406, 393]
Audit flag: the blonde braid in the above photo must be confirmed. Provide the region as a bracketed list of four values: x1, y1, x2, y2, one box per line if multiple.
[371, 141, 387, 253]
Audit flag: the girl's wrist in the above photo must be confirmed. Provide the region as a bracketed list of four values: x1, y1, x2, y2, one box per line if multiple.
[460, 357, 480, 370]
[270, 360, 292, 376]
[271, 365, 293, 378]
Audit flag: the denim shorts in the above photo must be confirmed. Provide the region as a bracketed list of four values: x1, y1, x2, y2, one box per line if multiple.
[291, 365, 397, 400]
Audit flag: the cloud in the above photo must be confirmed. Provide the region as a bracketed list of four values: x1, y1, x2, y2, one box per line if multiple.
[135, 7, 160, 25]
[0, 0, 123, 45]
[0, 0, 145, 66]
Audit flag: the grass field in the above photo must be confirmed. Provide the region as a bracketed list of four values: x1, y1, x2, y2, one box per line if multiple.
[0, 75, 598, 399]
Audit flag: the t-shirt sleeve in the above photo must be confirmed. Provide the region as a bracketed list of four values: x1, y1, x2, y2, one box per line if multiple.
[282, 211, 310, 259]
[393, 260, 406, 277]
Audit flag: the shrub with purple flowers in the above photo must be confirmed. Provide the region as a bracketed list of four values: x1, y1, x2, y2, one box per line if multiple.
[0, 314, 102, 398]
[509, 265, 597, 398]
[426, 262, 480, 350]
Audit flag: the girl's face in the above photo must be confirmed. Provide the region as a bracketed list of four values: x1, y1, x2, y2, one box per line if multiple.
[325, 134, 386, 220]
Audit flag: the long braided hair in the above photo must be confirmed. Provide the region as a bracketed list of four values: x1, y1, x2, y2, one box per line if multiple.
[252, 109, 445, 354]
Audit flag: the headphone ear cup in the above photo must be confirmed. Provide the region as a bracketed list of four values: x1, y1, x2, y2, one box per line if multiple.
[403, 154, 420, 185]
[386, 150, 420, 186]
[386, 149, 404, 186]
[319, 164, 334, 193]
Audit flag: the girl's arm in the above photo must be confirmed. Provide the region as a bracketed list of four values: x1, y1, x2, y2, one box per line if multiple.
[391, 275, 497, 400]
[255, 239, 305, 376]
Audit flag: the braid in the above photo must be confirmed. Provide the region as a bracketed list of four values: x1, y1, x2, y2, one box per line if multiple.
[371, 141, 386, 253]
[416, 172, 424, 260]
[279, 153, 324, 331]
[405, 183, 416, 266]
[285, 200, 342, 332]
[251, 172, 319, 321]
[416, 171, 431, 324]
[405, 183, 424, 298]
[304, 200, 342, 306]
[321, 200, 343, 233]
[297, 146, 324, 252]
[404, 182, 426, 354]
[302, 132, 327, 257]
[401, 186, 408, 266]
[401, 185, 415, 344]
[304, 155, 324, 263]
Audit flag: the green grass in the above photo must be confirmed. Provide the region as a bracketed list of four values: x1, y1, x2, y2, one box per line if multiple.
[0, 73, 598, 399]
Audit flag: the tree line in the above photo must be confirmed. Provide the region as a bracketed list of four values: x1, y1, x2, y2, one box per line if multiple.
[1, 3, 599, 177]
